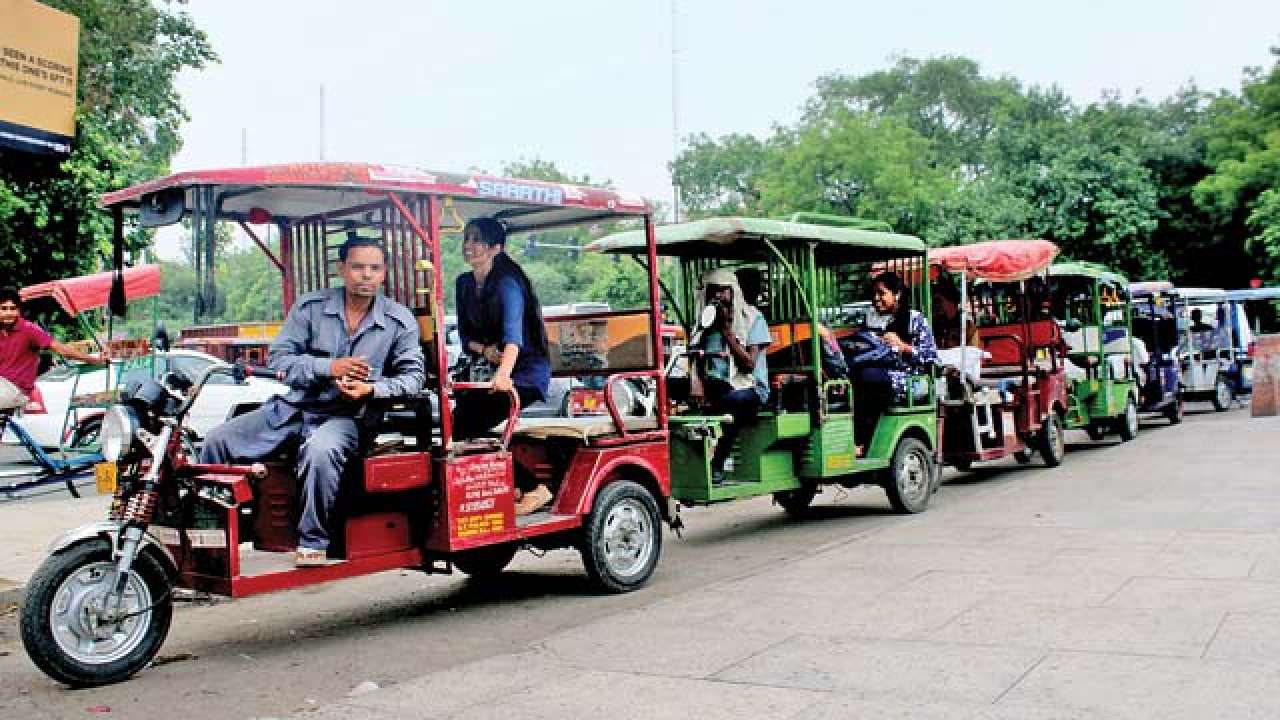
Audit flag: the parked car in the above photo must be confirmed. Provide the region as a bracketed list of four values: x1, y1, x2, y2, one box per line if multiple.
[6, 348, 286, 448]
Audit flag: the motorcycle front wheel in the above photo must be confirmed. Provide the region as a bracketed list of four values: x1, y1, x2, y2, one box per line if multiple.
[21, 539, 173, 687]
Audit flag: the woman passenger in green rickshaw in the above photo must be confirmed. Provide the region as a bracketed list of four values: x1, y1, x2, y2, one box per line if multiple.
[850, 271, 938, 456]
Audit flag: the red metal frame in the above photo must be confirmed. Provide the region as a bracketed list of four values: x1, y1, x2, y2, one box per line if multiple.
[96, 166, 670, 600]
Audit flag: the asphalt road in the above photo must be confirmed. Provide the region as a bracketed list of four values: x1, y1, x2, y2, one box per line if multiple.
[0, 407, 1251, 720]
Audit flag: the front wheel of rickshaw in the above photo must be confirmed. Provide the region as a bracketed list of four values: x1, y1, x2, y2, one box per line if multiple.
[1211, 377, 1234, 412]
[1116, 396, 1139, 442]
[20, 540, 173, 687]
[1037, 414, 1066, 467]
[884, 437, 934, 514]
[774, 485, 817, 518]
[1165, 397, 1185, 425]
[452, 544, 517, 579]
[580, 480, 662, 593]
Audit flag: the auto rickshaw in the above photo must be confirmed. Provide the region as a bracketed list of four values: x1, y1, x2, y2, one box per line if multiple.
[1128, 281, 1185, 423]
[21, 163, 672, 687]
[930, 239, 1070, 470]
[587, 214, 939, 516]
[1176, 287, 1244, 411]
[1048, 262, 1141, 441]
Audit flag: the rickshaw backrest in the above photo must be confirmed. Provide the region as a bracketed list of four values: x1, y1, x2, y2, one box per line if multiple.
[978, 320, 1061, 367]
[543, 309, 656, 376]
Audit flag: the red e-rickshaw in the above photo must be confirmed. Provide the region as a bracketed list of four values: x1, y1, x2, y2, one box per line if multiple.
[931, 240, 1071, 470]
[20, 163, 673, 687]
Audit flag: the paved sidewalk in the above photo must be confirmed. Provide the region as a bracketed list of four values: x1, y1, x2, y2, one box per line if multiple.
[0, 481, 109, 605]
[299, 410, 1280, 720]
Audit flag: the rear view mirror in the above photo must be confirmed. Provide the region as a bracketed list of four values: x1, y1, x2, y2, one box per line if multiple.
[139, 188, 186, 227]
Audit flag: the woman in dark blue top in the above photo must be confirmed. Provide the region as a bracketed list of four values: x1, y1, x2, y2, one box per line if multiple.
[453, 217, 553, 514]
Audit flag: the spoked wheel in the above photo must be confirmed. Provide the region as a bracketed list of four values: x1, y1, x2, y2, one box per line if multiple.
[1165, 396, 1185, 425]
[452, 544, 518, 579]
[1211, 377, 1234, 412]
[21, 540, 173, 687]
[774, 485, 817, 518]
[1037, 414, 1066, 467]
[884, 437, 934, 514]
[580, 480, 662, 593]
[1116, 396, 1139, 442]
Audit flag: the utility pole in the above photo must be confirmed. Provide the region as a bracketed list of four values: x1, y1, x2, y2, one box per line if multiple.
[319, 84, 326, 161]
[670, 0, 681, 223]
[241, 127, 247, 165]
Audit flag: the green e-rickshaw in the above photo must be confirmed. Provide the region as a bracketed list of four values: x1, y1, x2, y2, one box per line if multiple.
[1049, 261, 1141, 441]
[589, 215, 939, 516]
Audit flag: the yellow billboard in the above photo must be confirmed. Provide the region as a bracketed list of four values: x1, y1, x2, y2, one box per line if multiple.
[0, 0, 79, 155]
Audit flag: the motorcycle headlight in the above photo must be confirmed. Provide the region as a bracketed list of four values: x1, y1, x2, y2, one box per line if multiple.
[101, 405, 139, 462]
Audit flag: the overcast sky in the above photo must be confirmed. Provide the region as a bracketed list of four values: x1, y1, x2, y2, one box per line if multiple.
[160, 0, 1280, 258]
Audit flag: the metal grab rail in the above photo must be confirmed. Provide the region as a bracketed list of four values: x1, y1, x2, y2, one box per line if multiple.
[602, 370, 663, 439]
[452, 382, 521, 450]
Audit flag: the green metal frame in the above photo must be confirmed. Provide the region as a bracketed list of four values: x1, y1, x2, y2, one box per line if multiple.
[1050, 264, 1138, 431]
[598, 215, 936, 505]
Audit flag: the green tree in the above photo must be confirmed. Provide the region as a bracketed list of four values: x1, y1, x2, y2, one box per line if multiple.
[670, 132, 776, 217]
[0, 0, 215, 330]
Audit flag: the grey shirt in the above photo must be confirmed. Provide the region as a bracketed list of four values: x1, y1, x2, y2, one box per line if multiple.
[266, 288, 425, 422]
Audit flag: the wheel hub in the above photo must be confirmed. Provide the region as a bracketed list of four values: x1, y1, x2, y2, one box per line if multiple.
[602, 499, 653, 577]
[902, 452, 927, 500]
[51, 562, 151, 666]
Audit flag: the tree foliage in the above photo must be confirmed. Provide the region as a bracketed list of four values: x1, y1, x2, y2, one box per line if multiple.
[0, 0, 215, 336]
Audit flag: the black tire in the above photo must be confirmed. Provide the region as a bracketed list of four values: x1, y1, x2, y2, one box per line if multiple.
[951, 457, 973, 472]
[579, 480, 662, 593]
[21, 540, 173, 687]
[774, 485, 817, 518]
[1037, 414, 1066, 467]
[1085, 424, 1107, 441]
[68, 416, 102, 450]
[883, 437, 934, 514]
[1211, 376, 1233, 412]
[452, 544, 517, 579]
[1165, 397, 1185, 425]
[1013, 450, 1033, 465]
[1116, 396, 1139, 442]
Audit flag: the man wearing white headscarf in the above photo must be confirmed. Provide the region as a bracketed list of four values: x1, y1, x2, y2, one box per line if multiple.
[689, 268, 773, 483]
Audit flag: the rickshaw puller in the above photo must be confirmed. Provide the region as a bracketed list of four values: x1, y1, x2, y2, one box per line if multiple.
[200, 238, 425, 567]
[0, 288, 109, 414]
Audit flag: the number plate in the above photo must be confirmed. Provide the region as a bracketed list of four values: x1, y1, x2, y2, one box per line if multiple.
[94, 462, 118, 495]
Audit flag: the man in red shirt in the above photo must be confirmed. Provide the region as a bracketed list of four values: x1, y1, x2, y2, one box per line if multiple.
[0, 288, 107, 412]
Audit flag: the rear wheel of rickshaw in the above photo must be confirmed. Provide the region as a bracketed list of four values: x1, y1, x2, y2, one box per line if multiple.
[884, 437, 933, 514]
[21, 539, 173, 687]
[452, 544, 518, 579]
[580, 480, 662, 593]
[774, 485, 817, 518]
[1037, 414, 1066, 467]
[1116, 396, 1139, 442]
[1165, 397, 1185, 424]
[1211, 376, 1233, 412]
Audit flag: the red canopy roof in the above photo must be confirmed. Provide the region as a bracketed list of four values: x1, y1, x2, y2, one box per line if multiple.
[21, 265, 162, 317]
[929, 239, 1059, 282]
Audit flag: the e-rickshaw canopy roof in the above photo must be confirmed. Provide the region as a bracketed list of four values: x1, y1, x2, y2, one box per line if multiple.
[928, 239, 1059, 282]
[587, 216, 926, 263]
[1049, 261, 1129, 287]
[1129, 281, 1175, 299]
[1226, 288, 1280, 301]
[20, 265, 161, 317]
[1177, 287, 1228, 303]
[99, 163, 650, 232]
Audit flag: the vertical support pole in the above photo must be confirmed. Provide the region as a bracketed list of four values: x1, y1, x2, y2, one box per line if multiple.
[425, 195, 453, 448]
[645, 214, 668, 429]
[280, 222, 295, 312]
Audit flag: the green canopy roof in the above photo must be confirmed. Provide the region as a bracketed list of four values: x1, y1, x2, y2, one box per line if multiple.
[586, 216, 925, 263]
[1049, 261, 1129, 286]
